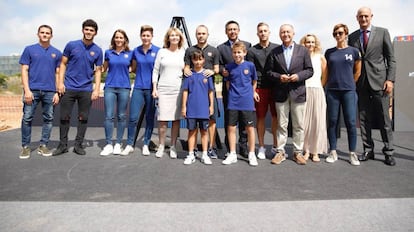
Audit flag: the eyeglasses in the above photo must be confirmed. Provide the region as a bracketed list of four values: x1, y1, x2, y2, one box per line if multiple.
[333, 31, 345, 37]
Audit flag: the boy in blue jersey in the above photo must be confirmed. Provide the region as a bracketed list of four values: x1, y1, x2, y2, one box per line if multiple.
[181, 50, 215, 165]
[222, 42, 260, 166]
[19, 25, 62, 159]
[53, 19, 103, 156]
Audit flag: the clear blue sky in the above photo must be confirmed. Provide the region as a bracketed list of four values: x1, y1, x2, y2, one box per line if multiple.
[0, 0, 412, 56]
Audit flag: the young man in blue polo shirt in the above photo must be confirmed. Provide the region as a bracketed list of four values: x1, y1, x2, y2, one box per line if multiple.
[222, 42, 260, 166]
[53, 19, 103, 156]
[182, 50, 215, 165]
[19, 24, 62, 159]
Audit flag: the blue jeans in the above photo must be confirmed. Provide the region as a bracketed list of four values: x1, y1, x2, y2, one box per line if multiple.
[104, 87, 130, 144]
[326, 90, 358, 152]
[126, 89, 155, 145]
[21, 90, 55, 147]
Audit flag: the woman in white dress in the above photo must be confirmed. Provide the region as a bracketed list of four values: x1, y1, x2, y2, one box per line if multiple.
[152, 27, 185, 158]
[299, 34, 328, 162]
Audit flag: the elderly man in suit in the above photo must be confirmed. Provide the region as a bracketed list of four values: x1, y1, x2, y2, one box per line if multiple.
[348, 6, 397, 166]
[265, 24, 313, 165]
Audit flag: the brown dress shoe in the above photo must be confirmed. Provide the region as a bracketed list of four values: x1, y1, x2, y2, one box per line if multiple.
[293, 152, 307, 165]
[271, 152, 286, 165]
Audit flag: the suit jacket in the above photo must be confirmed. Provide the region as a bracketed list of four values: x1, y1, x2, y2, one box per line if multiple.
[348, 26, 396, 91]
[265, 42, 313, 103]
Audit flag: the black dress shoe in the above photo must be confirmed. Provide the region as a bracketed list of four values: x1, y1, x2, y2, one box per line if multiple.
[384, 155, 396, 166]
[52, 144, 68, 156]
[73, 146, 86, 155]
[359, 151, 374, 161]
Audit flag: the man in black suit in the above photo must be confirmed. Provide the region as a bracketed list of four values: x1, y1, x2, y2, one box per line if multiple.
[348, 6, 397, 166]
[217, 20, 251, 157]
[265, 24, 313, 165]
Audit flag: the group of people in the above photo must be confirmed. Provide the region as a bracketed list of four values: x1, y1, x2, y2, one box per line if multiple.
[19, 6, 396, 167]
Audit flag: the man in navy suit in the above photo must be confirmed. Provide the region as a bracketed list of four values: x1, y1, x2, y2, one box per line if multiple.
[265, 24, 313, 165]
[217, 20, 251, 157]
[348, 7, 397, 166]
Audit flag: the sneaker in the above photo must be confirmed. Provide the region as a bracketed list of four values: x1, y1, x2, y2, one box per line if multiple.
[100, 144, 113, 156]
[183, 154, 196, 165]
[257, 147, 266, 160]
[73, 145, 86, 155]
[170, 146, 177, 159]
[222, 153, 237, 165]
[113, 143, 122, 155]
[52, 144, 68, 156]
[248, 152, 258, 166]
[201, 154, 212, 165]
[155, 144, 165, 158]
[142, 145, 150, 156]
[293, 152, 307, 165]
[121, 145, 134, 156]
[20, 146, 31, 159]
[207, 148, 218, 159]
[37, 144, 52, 157]
[349, 152, 360, 166]
[326, 150, 338, 163]
[271, 151, 286, 165]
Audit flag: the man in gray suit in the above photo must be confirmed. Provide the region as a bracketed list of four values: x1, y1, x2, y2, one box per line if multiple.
[348, 6, 397, 166]
[265, 24, 313, 165]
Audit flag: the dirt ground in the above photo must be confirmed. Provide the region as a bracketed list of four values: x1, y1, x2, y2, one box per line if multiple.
[0, 95, 22, 131]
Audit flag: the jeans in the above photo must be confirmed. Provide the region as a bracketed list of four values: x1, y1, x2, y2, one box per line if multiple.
[126, 89, 155, 146]
[104, 87, 130, 144]
[21, 90, 55, 147]
[59, 90, 92, 146]
[326, 90, 358, 152]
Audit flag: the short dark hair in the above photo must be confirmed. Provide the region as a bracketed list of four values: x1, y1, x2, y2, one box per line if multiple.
[82, 19, 98, 32]
[38, 25, 53, 34]
[191, 50, 204, 60]
[225, 20, 239, 30]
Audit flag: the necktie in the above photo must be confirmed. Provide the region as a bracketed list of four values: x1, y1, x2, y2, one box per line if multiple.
[363, 30, 368, 51]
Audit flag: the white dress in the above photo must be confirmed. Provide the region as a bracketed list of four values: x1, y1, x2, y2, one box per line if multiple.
[152, 48, 185, 121]
[303, 53, 328, 154]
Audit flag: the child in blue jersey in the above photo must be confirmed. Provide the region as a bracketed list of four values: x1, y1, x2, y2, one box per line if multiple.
[222, 42, 260, 166]
[181, 50, 214, 165]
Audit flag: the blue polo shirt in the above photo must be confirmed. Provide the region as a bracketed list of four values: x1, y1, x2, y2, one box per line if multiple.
[225, 61, 257, 111]
[131, 44, 160, 89]
[104, 49, 132, 89]
[182, 71, 214, 119]
[63, 40, 103, 91]
[19, 43, 62, 92]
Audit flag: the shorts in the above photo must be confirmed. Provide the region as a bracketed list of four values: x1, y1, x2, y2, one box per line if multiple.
[227, 110, 255, 127]
[255, 88, 276, 118]
[187, 118, 209, 131]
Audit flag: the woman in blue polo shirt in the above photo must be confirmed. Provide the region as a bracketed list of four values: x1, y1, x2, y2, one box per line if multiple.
[121, 25, 160, 156]
[100, 29, 133, 156]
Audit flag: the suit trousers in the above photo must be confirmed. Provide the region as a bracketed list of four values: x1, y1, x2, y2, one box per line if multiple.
[358, 90, 394, 155]
[275, 97, 305, 154]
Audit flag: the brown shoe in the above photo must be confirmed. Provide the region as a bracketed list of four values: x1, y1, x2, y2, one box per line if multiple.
[311, 153, 320, 162]
[271, 152, 286, 165]
[293, 152, 307, 165]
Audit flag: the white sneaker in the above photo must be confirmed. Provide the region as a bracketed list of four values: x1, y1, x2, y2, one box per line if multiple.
[170, 146, 177, 159]
[349, 152, 360, 166]
[142, 145, 150, 156]
[183, 154, 196, 165]
[326, 150, 338, 163]
[100, 144, 113, 156]
[257, 147, 266, 160]
[201, 154, 212, 165]
[113, 143, 122, 155]
[155, 145, 165, 158]
[222, 153, 237, 165]
[120, 145, 134, 156]
[248, 152, 258, 166]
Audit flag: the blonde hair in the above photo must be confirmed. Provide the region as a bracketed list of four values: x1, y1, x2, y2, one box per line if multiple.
[299, 34, 322, 53]
[163, 27, 185, 48]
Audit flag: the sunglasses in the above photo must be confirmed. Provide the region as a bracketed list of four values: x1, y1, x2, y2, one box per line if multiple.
[333, 31, 345, 37]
